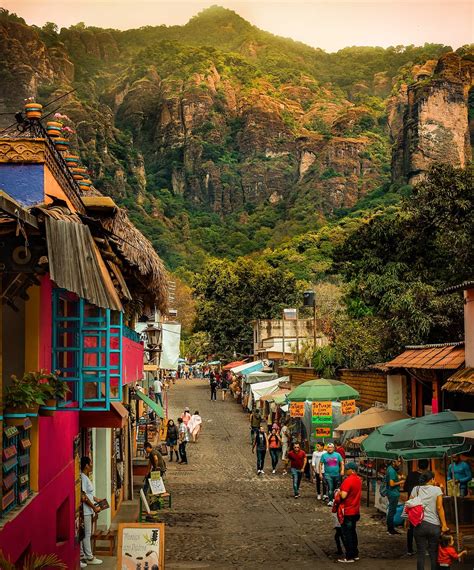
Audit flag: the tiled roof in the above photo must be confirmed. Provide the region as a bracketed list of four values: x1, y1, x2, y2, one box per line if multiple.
[442, 368, 474, 394]
[386, 343, 465, 370]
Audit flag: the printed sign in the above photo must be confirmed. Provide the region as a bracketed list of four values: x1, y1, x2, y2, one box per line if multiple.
[290, 402, 305, 417]
[118, 523, 165, 570]
[315, 427, 331, 437]
[341, 400, 356, 415]
[312, 415, 332, 425]
[312, 401, 332, 417]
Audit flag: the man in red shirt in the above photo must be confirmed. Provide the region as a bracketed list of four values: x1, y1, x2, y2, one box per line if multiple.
[287, 442, 307, 498]
[338, 462, 362, 563]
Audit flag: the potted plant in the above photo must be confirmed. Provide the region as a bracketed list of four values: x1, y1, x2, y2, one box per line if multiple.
[24, 98, 43, 120]
[0, 550, 66, 570]
[35, 370, 69, 416]
[4, 376, 41, 425]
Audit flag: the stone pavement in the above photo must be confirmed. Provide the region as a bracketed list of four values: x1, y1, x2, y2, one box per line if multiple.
[100, 378, 474, 569]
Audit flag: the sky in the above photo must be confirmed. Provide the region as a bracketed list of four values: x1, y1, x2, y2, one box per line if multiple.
[3, 0, 472, 52]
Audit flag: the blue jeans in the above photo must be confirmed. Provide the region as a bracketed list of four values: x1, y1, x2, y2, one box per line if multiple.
[154, 393, 163, 407]
[291, 468, 303, 496]
[324, 473, 341, 501]
[256, 449, 266, 471]
[386, 493, 399, 532]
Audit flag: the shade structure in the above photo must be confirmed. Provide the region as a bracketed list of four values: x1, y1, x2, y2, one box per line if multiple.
[244, 371, 278, 385]
[335, 406, 409, 431]
[223, 360, 246, 370]
[361, 419, 471, 460]
[386, 411, 474, 450]
[135, 389, 164, 419]
[287, 378, 359, 402]
[453, 430, 474, 441]
[231, 360, 263, 375]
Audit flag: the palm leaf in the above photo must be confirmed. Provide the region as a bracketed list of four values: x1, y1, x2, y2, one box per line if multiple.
[0, 551, 15, 570]
[23, 553, 67, 569]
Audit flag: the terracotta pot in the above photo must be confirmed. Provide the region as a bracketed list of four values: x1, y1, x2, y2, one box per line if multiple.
[24, 102, 43, 120]
[78, 179, 92, 191]
[53, 137, 70, 151]
[39, 399, 57, 417]
[46, 121, 63, 137]
[70, 167, 85, 180]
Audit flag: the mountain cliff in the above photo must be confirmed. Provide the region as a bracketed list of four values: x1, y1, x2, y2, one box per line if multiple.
[0, 7, 471, 270]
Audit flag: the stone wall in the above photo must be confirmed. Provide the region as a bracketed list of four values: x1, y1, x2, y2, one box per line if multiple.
[278, 366, 317, 387]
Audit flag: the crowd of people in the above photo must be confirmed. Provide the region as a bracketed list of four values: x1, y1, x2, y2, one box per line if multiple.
[247, 409, 471, 567]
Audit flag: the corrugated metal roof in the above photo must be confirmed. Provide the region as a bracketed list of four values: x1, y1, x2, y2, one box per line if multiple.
[386, 344, 465, 370]
[441, 281, 474, 294]
[45, 217, 123, 311]
[442, 368, 474, 394]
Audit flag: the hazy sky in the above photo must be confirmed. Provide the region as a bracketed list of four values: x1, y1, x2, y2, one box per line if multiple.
[4, 0, 473, 52]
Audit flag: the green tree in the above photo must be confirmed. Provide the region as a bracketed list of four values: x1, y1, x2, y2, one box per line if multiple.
[193, 257, 302, 356]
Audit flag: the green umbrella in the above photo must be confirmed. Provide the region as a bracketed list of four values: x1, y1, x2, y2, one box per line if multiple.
[361, 419, 471, 460]
[287, 378, 359, 402]
[386, 411, 474, 450]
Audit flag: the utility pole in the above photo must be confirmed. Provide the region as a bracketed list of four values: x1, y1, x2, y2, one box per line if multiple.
[303, 290, 317, 351]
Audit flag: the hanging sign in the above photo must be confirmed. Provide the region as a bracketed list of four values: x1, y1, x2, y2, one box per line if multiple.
[315, 427, 332, 437]
[312, 415, 332, 425]
[290, 402, 305, 417]
[118, 522, 165, 570]
[341, 399, 356, 415]
[312, 401, 332, 417]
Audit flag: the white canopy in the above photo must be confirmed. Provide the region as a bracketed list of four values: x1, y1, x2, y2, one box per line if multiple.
[248, 376, 288, 411]
[231, 360, 264, 374]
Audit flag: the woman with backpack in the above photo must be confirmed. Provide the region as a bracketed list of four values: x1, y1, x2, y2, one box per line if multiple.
[406, 470, 449, 570]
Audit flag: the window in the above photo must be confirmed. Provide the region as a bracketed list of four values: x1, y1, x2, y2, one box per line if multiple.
[2, 422, 32, 515]
[52, 289, 123, 411]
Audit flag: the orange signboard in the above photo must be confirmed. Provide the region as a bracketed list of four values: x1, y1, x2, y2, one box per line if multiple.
[290, 402, 305, 417]
[316, 427, 331, 437]
[312, 401, 332, 417]
[341, 399, 356, 415]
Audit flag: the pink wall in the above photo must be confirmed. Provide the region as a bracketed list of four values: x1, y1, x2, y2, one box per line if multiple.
[0, 435, 79, 568]
[0, 275, 80, 567]
[122, 337, 144, 384]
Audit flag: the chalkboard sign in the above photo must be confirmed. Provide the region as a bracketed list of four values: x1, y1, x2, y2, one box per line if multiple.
[118, 522, 165, 570]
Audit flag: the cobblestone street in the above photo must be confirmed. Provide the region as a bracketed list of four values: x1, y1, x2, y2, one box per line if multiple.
[158, 379, 415, 569]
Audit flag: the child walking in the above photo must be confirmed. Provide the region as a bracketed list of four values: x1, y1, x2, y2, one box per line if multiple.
[438, 534, 467, 569]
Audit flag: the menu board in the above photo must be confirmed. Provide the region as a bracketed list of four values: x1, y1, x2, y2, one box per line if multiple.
[118, 523, 165, 570]
[289, 402, 305, 417]
[341, 399, 356, 415]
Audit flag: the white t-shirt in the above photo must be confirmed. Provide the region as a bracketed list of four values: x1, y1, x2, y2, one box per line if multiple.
[409, 485, 443, 526]
[281, 425, 289, 444]
[311, 450, 325, 472]
[81, 472, 95, 516]
[153, 379, 162, 394]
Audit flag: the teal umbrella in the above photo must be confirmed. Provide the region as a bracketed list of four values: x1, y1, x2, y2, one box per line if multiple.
[362, 419, 471, 460]
[386, 411, 474, 450]
[287, 378, 359, 402]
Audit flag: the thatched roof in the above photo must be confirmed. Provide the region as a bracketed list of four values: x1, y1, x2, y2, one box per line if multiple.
[98, 207, 168, 313]
[442, 368, 474, 394]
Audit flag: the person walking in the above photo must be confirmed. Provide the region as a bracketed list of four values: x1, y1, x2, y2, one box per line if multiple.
[181, 407, 191, 426]
[268, 427, 281, 474]
[177, 417, 189, 464]
[252, 425, 268, 475]
[409, 470, 449, 570]
[249, 409, 262, 443]
[188, 410, 202, 442]
[385, 459, 405, 535]
[311, 441, 326, 500]
[80, 457, 103, 567]
[221, 373, 230, 400]
[288, 442, 307, 498]
[320, 442, 344, 506]
[338, 461, 362, 564]
[153, 376, 164, 407]
[404, 459, 430, 555]
[165, 419, 179, 462]
[210, 377, 218, 401]
[280, 421, 290, 471]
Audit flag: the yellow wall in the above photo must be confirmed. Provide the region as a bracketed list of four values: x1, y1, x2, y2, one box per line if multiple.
[44, 165, 76, 212]
[24, 286, 41, 492]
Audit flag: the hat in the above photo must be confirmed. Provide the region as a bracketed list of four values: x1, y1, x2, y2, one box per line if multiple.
[346, 461, 358, 472]
[327, 442, 335, 447]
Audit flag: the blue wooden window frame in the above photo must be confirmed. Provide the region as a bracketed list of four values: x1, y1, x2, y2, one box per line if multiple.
[52, 289, 123, 411]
